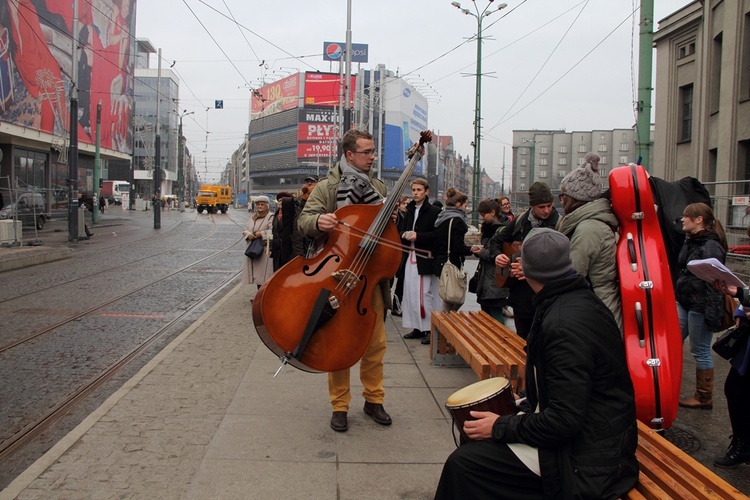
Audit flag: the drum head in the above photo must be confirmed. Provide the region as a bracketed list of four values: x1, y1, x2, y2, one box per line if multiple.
[446, 377, 510, 408]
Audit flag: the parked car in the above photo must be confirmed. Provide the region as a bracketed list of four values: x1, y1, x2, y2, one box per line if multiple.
[0, 192, 52, 229]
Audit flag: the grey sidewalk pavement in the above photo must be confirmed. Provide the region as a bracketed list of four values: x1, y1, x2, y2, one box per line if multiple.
[1, 282, 479, 500]
[1, 247, 747, 498]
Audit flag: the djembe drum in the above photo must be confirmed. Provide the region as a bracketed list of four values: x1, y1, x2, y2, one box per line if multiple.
[445, 377, 516, 443]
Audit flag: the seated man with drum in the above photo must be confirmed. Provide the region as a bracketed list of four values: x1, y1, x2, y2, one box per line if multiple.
[436, 228, 638, 499]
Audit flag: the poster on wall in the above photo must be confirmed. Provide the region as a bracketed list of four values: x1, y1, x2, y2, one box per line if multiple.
[383, 79, 429, 174]
[0, 0, 136, 154]
[250, 74, 300, 120]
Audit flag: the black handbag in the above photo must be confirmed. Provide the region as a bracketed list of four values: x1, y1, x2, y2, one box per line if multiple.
[468, 268, 479, 294]
[245, 238, 264, 259]
[712, 323, 750, 360]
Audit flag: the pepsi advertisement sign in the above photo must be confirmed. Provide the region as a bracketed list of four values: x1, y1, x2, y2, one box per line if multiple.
[323, 42, 369, 63]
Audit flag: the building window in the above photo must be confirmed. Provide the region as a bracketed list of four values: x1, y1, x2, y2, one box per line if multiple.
[678, 40, 696, 59]
[539, 158, 548, 166]
[557, 169, 566, 178]
[742, 14, 750, 99]
[578, 145, 587, 153]
[539, 146, 548, 154]
[519, 183, 526, 191]
[598, 144, 607, 152]
[620, 143, 629, 151]
[520, 148, 527, 155]
[519, 171, 526, 178]
[520, 159, 527, 166]
[710, 33, 722, 114]
[559, 146, 567, 154]
[578, 157, 585, 165]
[619, 156, 629, 164]
[558, 158, 567, 165]
[600, 157, 608, 164]
[539, 170, 548, 178]
[680, 84, 693, 141]
[599, 168, 607, 177]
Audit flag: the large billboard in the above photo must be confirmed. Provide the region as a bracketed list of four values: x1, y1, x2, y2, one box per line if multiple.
[303, 72, 355, 107]
[250, 73, 301, 120]
[297, 106, 338, 161]
[0, 0, 136, 154]
[383, 79, 429, 174]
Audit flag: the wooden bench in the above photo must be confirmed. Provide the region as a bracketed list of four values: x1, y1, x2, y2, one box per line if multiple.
[429, 310, 526, 393]
[430, 310, 747, 499]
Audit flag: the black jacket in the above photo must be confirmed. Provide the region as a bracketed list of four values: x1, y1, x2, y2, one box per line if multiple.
[402, 198, 441, 275]
[675, 231, 726, 330]
[433, 211, 473, 276]
[493, 274, 638, 499]
[474, 219, 510, 305]
[488, 207, 560, 257]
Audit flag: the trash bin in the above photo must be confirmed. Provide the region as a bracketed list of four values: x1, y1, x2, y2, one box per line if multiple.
[78, 207, 87, 239]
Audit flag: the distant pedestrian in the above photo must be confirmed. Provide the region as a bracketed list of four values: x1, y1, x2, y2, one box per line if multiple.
[99, 194, 106, 212]
[242, 196, 273, 288]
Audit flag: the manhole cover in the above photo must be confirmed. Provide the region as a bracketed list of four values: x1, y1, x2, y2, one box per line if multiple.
[663, 426, 702, 453]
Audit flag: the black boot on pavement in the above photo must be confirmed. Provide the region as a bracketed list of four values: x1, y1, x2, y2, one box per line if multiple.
[330, 411, 348, 432]
[363, 402, 392, 425]
[714, 436, 750, 468]
[403, 329, 425, 339]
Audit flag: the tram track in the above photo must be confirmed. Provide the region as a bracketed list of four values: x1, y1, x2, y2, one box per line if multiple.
[0, 271, 240, 463]
[0, 210, 251, 467]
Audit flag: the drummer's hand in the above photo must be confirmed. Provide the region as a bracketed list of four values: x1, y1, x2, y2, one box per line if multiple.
[510, 258, 525, 280]
[495, 254, 510, 268]
[463, 411, 499, 440]
[317, 213, 338, 232]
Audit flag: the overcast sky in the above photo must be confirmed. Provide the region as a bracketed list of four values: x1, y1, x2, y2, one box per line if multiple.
[135, 0, 690, 185]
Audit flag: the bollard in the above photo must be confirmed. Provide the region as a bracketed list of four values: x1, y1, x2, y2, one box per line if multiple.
[78, 206, 87, 239]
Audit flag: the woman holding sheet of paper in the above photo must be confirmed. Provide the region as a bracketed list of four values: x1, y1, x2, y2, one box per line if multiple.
[674, 202, 728, 410]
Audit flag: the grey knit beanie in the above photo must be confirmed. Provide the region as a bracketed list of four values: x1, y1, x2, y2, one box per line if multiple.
[560, 153, 603, 202]
[528, 182, 553, 206]
[521, 228, 574, 283]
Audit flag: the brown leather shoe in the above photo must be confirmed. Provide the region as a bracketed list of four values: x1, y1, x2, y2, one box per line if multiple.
[330, 411, 348, 432]
[363, 402, 392, 426]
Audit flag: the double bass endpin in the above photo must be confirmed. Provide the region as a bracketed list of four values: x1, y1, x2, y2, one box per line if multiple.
[273, 356, 290, 378]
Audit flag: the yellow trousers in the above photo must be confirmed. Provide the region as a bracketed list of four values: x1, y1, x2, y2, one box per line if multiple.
[328, 291, 386, 411]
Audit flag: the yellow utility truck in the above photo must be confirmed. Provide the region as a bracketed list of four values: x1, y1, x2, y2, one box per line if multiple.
[195, 185, 231, 214]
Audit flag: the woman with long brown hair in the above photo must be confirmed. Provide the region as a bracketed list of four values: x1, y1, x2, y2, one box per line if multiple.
[675, 202, 728, 410]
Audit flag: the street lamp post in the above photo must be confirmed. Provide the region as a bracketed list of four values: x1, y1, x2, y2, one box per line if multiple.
[452, 0, 507, 225]
[178, 110, 194, 212]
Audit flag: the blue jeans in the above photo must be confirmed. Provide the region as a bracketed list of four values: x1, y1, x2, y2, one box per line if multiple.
[677, 302, 714, 370]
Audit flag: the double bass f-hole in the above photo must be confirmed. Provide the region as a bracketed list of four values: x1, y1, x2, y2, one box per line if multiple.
[302, 254, 342, 277]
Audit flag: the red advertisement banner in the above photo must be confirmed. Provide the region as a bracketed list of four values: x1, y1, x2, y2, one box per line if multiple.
[250, 74, 300, 119]
[298, 142, 335, 159]
[304, 73, 356, 107]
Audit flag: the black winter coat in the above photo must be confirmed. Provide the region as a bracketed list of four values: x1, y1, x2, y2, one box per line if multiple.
[675, 231, 726, 331]
[474, 219, 510, 305]
[493, 274, 638, 499]
[433, 212, 473, 276]
[402, 198, 441, 275]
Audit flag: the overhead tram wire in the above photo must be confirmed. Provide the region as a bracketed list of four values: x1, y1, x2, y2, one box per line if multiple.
[220, 0, 262, 63]
[489, 0, 590, 129]
[483, 6, 639, 135]
[196, 0, 320, 71]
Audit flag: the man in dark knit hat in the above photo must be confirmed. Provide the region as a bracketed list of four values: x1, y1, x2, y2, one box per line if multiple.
[488, 182, 560, 338]
[436, 228, 638, 499]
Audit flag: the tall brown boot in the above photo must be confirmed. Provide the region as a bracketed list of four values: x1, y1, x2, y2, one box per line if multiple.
[679, 368, 714, 410]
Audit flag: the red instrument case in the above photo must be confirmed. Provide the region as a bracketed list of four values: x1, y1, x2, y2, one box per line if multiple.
[609, 164, 683, 429]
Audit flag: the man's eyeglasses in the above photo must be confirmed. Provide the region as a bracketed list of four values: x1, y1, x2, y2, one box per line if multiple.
[353, 149, 377, 156]
[501, 202, 511, 207]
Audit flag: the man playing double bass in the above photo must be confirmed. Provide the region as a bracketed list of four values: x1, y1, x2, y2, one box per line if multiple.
[297, 128, 394, 433]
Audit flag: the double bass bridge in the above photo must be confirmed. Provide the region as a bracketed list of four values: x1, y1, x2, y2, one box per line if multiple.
[331, 269, 359, 297]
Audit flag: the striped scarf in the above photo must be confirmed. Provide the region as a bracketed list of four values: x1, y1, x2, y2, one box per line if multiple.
[336, 156, 381, 208]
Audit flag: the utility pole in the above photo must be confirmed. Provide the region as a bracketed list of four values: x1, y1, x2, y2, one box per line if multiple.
[451, 1, 508, 225]
[636, 0, 654, 171]
[343, 0, 353, 134]
[154, 48, 162, 229]
[93, 102, 101, 223]
[67, 0, 79, 242]
[178, 110, 193, 212]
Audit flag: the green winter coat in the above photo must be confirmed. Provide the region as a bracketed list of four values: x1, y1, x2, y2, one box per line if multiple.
[297, 162, 393, 310]
[557, 197, 623, 331]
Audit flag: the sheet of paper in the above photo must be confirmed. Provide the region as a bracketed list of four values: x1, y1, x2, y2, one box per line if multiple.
[686, 258, 746, 288]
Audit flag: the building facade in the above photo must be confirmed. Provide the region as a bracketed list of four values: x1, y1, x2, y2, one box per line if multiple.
[653, 0, 750, 226]
[511, 128, 638, 198]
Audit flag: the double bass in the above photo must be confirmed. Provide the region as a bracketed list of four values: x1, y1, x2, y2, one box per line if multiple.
[252, 131, 432, 374]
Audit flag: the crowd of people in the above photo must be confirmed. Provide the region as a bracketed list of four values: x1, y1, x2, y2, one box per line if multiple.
[241, 132, 749, 497]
